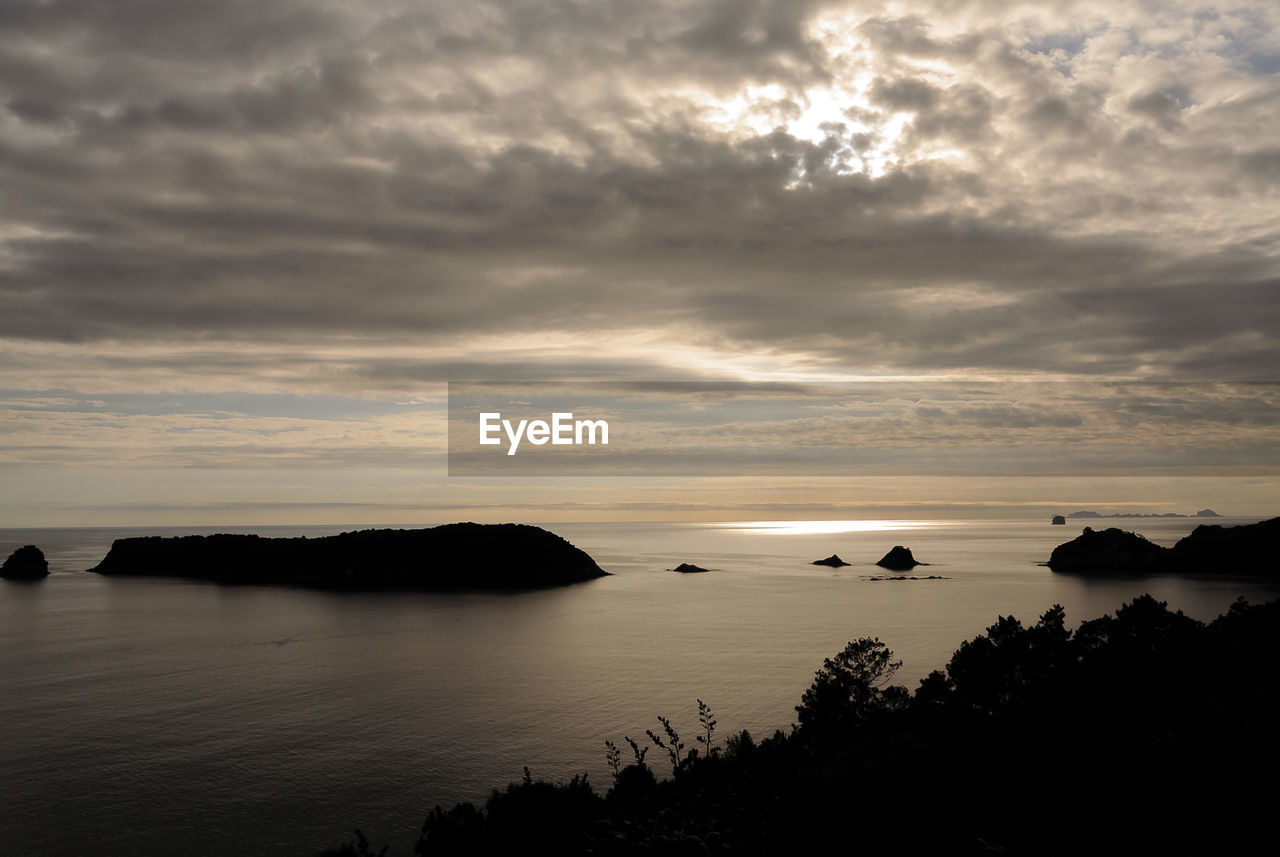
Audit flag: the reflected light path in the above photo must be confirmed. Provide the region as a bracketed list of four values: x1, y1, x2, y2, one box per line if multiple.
[716, 519, 949, 535]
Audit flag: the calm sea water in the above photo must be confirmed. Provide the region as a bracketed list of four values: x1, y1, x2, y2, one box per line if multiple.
[2, 517, 1277, 856]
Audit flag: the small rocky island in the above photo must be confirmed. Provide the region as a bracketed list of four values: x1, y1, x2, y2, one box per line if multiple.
[88, 523, 609, 589]
[811, 554, 849, 567]
[1051, 515, 1066, 525]
[672, 563, 710, 573]
[2, 545, 49, 579]
[876, 546, 925, 571]
[1047, 517, 1279, 574]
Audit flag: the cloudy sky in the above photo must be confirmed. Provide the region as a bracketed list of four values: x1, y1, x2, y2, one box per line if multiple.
[2, 0, 1278, 525]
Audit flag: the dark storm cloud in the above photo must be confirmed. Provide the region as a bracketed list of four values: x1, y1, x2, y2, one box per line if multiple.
[2, 0, 1279, 394]
[0, 0, 346, 62]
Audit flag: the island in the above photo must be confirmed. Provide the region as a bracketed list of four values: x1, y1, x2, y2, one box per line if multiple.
[875, 546, 925, 571]
[811, 554, 850, 567]
[2, 545, 49, 579]
[1065, 509, 1221, 519]
[672, 563, 710, 573]
[1051, 515, 1066, 525]
[1046, 517, 1279, 574]
[87, 523, 609, 589]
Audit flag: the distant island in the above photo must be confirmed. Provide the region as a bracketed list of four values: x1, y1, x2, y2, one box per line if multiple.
[1062, 509, 1221, 519]
[88, 523, 609, 590]
[1046, 516, 1279, 574]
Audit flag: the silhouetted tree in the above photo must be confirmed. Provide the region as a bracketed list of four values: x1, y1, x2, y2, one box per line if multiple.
[946, 604, 1072, 714]
[795, 636, 903, 737]
[390, 595, 1280, 857]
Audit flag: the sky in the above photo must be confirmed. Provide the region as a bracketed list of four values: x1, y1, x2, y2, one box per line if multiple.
[2, 0, 1278, 525]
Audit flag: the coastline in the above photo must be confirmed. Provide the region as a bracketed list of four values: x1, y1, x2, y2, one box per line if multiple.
[3, 517, 1279, 855]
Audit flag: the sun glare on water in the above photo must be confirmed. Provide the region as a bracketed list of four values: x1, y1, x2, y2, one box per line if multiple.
[722, 520, 942, 535]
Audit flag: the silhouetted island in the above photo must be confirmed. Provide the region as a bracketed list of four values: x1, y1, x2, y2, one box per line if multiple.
[811, 554, 849, 567]
[1047, 516, 1280, 574]
[672, 563, 710, 573]
[1066, 508, 1221, 518]
[87, 523, 608, 589]
[1, 545, 49, 579]
[1046, 526, 1167, 572]
[875, 546, 924, 570]
[1051, 515, 1066, 525]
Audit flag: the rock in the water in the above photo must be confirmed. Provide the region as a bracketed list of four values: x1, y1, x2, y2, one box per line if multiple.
[673, 563, 710, 573]
[812, 554, 850, 567]
[1051, 515, 1066, 525]
[876, 546, 924, 571]
[2, 545, 49, 579]
[1194, 509, 1221, 518]
[87, 523, 608, 590]
[1046, 527, 1167, 572]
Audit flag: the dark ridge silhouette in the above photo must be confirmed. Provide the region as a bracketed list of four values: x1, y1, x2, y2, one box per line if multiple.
[1047, 516, 1280, 574]
[385, 595, 1279, 857]
[87, 523, 608, 590]
[874, 545, 924, 570]
[671, 563, 710, 573]
[1051, 514, 1066, 525]
[811, 554, 849, 567]
[866, 574, 947, 581]
[1, 544, 49, 579]
[1170, 516, 1280, 571]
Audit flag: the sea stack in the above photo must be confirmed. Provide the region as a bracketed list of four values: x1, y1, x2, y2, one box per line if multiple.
[812, 554, 850, 567]
[1, 545, 49, 579]
[876, 546, 924, 571]
[1051, 515, 1066, 525]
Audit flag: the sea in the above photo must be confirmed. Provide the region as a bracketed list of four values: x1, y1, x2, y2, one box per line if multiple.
[2, 517, 1277, 856]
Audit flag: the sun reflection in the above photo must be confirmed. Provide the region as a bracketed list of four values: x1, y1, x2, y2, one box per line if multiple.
[721, 519, 943, 535]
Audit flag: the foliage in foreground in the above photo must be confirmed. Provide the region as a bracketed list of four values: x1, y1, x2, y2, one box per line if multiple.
[328, 595, 1280, 856]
